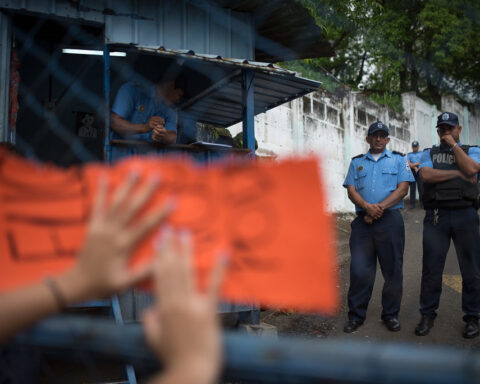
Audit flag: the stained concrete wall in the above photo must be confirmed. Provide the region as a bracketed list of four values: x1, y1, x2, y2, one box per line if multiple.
[229, 89, 480, 212]
[402, 93, 480, 151]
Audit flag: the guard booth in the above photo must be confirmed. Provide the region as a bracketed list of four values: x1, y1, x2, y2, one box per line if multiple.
[102, 44, 322, 328]
[0, 0, 332, 319]
[0, 0, 333, 165]
[103, 44, 321, 163]
[0, 1, 333, 382]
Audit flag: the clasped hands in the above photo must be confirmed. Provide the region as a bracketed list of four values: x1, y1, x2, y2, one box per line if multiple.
[145, 116, 168, 142]
[364, 203, 384, 224]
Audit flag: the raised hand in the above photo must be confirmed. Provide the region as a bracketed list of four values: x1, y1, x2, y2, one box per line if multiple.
[143, 230, 227, 384]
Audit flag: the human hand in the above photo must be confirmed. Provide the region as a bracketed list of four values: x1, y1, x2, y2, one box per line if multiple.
[458, 171, 478, 184]
[152, 125, 168, 142]
[364, 215, 374, 224]
[57, 173, 174, 304]
[440, 134, 456, 148]
[365, 203, 383, 220]
[145, 116, 165, 133]
[143, 230, 227, 384]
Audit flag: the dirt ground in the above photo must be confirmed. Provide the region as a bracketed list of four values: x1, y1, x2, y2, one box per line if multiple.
[259, 207, 480, 350]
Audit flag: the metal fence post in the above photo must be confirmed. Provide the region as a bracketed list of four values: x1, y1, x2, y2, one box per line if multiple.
[103, 44, 112, 163]
[242, 69, 255, 154]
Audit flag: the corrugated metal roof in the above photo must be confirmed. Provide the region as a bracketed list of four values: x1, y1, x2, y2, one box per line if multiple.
[209, 0, 334, 62]
[0, 0, 333, 62]
[123, 45, 320, 127]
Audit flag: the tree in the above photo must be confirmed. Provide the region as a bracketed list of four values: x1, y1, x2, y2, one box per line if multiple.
[289, 0, 480, 110]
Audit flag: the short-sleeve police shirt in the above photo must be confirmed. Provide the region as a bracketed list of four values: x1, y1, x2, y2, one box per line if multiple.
[407, 151, 423, 164]
[111, 82, 177, 142]
[343, 149, 412, 212]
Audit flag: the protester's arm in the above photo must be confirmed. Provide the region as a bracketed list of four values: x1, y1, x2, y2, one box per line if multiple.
[442, 134, 480, 177]
[0, 174, 173, 344]
[144, 231, 226, 384]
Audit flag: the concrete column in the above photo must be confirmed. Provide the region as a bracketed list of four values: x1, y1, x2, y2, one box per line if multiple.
[343, 92, 355, 209]
[463, 106, 469, 144]
[431, 105, 438, 146]
[291, 98, 303, 153]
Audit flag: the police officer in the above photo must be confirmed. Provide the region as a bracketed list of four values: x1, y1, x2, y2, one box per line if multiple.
[415, 112, 480, 339]
[343, 121, 411, 333]
[110, 63, 184, 161]
[407, 141, 424, 208]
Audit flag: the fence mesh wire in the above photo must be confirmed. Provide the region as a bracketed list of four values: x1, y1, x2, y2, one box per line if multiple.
[2, 7, 266, 384]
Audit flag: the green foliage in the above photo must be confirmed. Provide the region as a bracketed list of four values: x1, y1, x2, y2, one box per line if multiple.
[368, 93, 404, 114]
[233, 132, 258, 150]
[293, 0, 480, 107]
[278, 60, 344, 94]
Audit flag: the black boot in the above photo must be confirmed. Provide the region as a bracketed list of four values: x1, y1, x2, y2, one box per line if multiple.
[415, 315, 435, 336]
[343, 319, 363, 333]
[384, 318, 401, 332]
[463, 319, 479, 339]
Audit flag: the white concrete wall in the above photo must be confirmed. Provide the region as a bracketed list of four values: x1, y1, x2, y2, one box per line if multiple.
[229, 89, 480, 212]
[402, 93, 480, 151]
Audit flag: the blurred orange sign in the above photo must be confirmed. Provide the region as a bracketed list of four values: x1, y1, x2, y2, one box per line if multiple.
[0, 149, 337, 313]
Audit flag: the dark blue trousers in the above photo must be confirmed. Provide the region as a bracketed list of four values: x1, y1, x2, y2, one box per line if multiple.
[420, 207, 480, 321]
[348, 210, 404, 322]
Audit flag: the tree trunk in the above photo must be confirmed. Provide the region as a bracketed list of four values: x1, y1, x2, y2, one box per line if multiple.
[355, 51, 367, 84]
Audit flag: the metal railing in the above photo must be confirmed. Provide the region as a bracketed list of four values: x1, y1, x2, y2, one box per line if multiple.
[12, 316, 480, 384]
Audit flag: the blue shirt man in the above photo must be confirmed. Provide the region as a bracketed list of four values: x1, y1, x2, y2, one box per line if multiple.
[415, 111, 480, 339]
[342, 121, 410, 334]
[407, 149, 422, 164]
[110, 72, 184, 161]
[111, 70, 184, 321]
[407, 141, 424, 208]
[344, 148, 412, 212]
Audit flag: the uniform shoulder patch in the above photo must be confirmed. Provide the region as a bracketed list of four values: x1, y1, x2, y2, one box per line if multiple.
[392, 150, 405, 156]
[351, 154, 363, 160]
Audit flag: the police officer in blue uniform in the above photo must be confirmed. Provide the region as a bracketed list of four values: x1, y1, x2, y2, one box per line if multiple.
[110, 64, 184, 161]
[407, 141, 424, 208]
[415, 112, 480, 339]
[110, 65, 184, 320]
[343, 121, 411, 333]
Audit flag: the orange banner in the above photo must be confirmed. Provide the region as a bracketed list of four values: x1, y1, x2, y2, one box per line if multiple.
[0, 149, 337, 313]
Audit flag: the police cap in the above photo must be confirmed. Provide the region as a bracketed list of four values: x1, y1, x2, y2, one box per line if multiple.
[368, 121, 389, 136]
[436, 112, 459, 128]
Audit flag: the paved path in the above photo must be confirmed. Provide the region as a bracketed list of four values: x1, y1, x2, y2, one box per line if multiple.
[329, 207, 480, 350]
